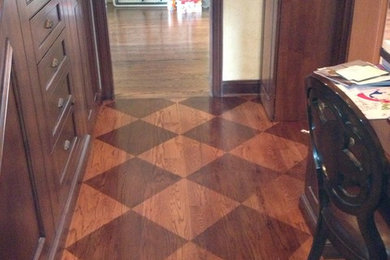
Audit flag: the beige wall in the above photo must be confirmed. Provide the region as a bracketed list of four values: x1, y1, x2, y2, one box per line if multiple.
[222, 0, 263, 81]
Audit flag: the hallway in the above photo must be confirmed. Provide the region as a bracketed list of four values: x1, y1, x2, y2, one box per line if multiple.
[62, 96, 313, 259]
[108, 5, 210, 98]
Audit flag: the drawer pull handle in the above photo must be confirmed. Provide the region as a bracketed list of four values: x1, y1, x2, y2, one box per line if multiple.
[64, 140, 71, 151]
[44, 19, 54, 29]
[57, 98, 65, 108]
[51, 58, 59, 68]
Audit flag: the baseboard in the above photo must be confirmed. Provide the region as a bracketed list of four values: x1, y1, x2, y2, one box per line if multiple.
[222, 80, 260, 96]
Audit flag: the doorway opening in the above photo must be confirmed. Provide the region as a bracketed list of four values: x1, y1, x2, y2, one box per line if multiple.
[106, 1, 215, 98]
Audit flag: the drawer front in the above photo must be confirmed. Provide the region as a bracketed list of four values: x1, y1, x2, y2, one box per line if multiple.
[38, 32, 67, 91]
[30, 0, 65, 62]
[22, 0, 51, 18]
[51, 107, 77, 189]
[47, 72, 73, 139]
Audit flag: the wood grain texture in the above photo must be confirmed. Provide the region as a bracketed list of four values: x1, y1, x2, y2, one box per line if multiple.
[348, 0, 388, 63]
[193, 206, 310, 259]
[188, 154, 280, 203]
[83, 139, 133, 181]
[108, 5, 210, 98]
[210, 0, 223, 97]
[230, 132, 308, 173]
[142, 103, 214, 134]
[138, 136, 224, 177]
[85, 158, 181, 207]
[65, 184, 130, 247]
[261, 0, 353, 121]
[133, 179, 240, 240]
[384, 7, 390, 42]
[184, 117, 259, 151]
[91, 0, 115, 100]
[63, 97, 315, 259]
[97, 120, 178, 155]
[93, 105, 136, 137]
[67, 211, 187, 260]
[221, 100, 276, 131]
[165, 242, 223, 260]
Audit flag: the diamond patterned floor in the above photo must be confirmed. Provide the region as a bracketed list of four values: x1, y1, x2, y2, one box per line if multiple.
[63, 96, 314, 260]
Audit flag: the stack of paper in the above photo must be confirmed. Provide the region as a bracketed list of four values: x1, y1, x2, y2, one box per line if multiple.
[314, 60, 390, 87]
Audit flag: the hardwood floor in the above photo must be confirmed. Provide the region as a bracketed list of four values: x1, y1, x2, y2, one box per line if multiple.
[61, 96, 319, 259]
[107, 4, 210, 98]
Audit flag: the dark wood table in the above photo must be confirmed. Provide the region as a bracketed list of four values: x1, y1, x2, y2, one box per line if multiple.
[299, 75, 390, 258]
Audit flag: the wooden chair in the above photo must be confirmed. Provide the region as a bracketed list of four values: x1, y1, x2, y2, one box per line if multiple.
[306, 75, 390, 260]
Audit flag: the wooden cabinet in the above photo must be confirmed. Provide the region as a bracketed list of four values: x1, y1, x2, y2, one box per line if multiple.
[0, 0, 102, 258]
[64, 0, 100, 133]
[0, 1, 47, 259]
[260, 0, 354, 121]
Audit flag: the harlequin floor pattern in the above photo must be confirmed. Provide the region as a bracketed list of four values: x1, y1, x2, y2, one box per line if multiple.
[63, 96, 314, 260]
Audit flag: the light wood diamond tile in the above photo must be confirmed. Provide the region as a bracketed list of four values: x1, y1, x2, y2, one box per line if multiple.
[133, 179, 239, 240]
[230, 132, 308, 173]
[289, 238, 315, 260]
[168, 97, 189, 103]
[83, 139, 133, 181]
[142, 103, 214, 134]
[165, 242, 223, 260]
[61, 250, 79, 260]
[243, 174, 310, 234]
[93, 106, 136, 137]
[221, 101, 276, 131]
[139, 136, 224, 177]
[65, 185, 130, 247]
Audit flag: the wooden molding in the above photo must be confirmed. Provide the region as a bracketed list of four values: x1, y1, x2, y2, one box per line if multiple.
[91, 0, 224, 99]
[348, 0, 388, 63]
[222, 80, 260, 96]
[211, 0, 223, 97]
[91, 0, 115, 100]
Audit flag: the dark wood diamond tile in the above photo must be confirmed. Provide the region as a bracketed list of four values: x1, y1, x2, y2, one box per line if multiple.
[85, 158, 181, 208]
[188, 154, 280, 202]
[97, 120, 177, 155]
[108, 98, 174, 118]
[265, 121, 310, 145]
[183, 118, 259, 151]
[67, 211, 187, 260]
[193, 205, 311, 260]
[250, 96, 262, 104]
[180, 96, 247, 115]
[284, 157, 308, 181]
[241, 95, 259, 101]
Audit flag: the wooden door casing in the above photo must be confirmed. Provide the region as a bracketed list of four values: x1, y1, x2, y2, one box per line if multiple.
[0, 34, 44, 260]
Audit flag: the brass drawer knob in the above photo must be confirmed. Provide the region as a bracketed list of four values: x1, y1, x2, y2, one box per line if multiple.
[57, 98, 65, 108]
[44, 19, 54, 29]
[51, 58, 59, 68]
[64, 140, 71, 151]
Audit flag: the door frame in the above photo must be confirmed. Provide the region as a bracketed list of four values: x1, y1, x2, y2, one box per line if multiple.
[91, 0, 223, 99]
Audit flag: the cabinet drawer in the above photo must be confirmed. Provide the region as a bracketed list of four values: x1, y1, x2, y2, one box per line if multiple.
[22, 0, 51, 18]
[47, 72, 73, 140]
[38, 32, 67, 91]
[30, 0, 65, 62]
[52, 107, 77, 185]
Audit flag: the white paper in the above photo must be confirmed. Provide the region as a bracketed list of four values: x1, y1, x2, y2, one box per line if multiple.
[336, 65, 389, 82]
[335, 84, 390, 119]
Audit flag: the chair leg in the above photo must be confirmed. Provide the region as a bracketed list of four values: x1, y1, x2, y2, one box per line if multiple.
[357, 215, 387, 260]
[308, 215, 328, 260]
